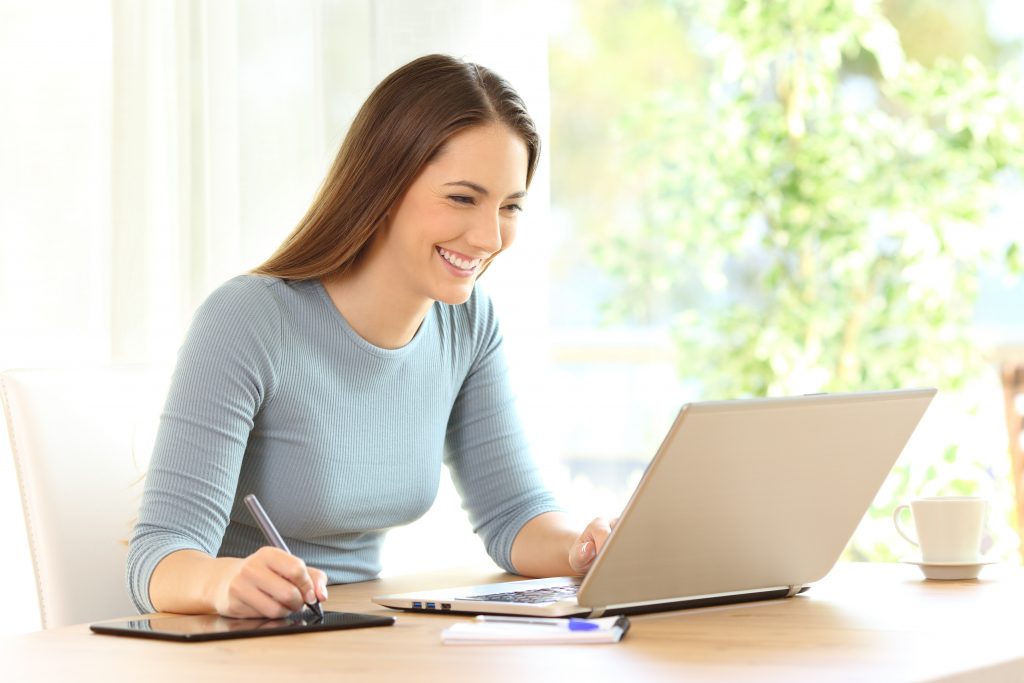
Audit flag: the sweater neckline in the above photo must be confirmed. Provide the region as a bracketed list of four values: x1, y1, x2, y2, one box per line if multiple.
[311, 278, 432, 359]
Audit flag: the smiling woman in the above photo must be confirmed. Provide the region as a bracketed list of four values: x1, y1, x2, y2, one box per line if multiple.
[0, 0, 556, 636]
[126, 54, 615, 621]
[318, 123, 530, 348]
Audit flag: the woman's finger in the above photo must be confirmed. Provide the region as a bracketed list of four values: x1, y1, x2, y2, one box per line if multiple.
[309, 568, 330, 602]
[241, 555, 306, 612]
[587, 518, 614, 552]
[226, 569, 294, 618]
[259, 547, 319, 606]
[568, 517, 616, 574]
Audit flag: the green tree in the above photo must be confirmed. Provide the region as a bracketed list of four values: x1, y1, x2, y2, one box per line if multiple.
[579, 0, 1024, 559]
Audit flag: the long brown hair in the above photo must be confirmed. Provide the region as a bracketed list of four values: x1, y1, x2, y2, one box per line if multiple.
[253, 54, 541, 280]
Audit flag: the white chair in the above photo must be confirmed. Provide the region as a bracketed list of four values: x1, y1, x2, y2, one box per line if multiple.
[0, 364, 170, 628]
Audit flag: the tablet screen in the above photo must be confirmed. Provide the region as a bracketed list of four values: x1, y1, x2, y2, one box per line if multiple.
[90, 610, 395, 642]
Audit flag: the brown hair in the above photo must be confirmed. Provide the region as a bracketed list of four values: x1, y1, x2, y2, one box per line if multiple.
[253, 54, 541, 280]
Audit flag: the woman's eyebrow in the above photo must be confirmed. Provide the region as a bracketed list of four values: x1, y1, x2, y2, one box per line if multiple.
[444, 180, 527, 200]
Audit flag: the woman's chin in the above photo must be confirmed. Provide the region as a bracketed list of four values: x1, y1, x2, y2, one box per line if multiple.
[433, 283, 475, 306]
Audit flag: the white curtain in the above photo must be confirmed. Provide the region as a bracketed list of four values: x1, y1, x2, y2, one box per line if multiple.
[0, 0, 551, 632]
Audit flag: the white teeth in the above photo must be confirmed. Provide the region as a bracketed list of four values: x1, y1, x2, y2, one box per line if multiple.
[438, 247, 481, 271]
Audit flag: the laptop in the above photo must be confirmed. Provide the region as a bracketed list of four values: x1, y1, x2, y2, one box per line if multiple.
[373, 388, 936, 617]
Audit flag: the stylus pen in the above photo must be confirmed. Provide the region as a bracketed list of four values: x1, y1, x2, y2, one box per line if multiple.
[475, 615, 600, 631]
[243, 494, 324, 619]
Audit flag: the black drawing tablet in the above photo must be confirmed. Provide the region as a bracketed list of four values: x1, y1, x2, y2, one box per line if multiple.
[90, 610, 395, 642]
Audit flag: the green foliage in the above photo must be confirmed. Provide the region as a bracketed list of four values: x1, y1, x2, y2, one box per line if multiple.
[600, 0, 1023, 397]
[553, 0, 1024, 560]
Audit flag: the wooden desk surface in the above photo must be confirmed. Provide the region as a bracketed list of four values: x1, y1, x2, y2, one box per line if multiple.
[4, 562, 1023, 682]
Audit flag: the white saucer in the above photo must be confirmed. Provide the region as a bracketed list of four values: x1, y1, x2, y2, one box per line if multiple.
[901, 558, 998, 580]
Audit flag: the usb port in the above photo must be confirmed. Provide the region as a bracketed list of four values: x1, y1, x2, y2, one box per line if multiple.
[412, 601, 422, 609]
[426, 602, 436, 609]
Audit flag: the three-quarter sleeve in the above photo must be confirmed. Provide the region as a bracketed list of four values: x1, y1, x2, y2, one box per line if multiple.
[443, 293, 562, 574]
[125, 277, 279, 613]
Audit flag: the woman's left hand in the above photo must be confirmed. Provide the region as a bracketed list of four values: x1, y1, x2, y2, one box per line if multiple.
[568, 517, 619, 575]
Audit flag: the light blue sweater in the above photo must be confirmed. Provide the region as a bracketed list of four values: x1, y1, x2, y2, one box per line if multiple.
[126, 275, 560, 613]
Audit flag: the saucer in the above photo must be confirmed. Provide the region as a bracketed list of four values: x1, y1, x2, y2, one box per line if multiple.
[901, 558, 998, 580]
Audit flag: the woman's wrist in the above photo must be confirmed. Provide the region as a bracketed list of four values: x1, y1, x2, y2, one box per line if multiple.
[150, 549, 234, 614]
[510, 512, 579, 577]
[204, 556, 243, 614]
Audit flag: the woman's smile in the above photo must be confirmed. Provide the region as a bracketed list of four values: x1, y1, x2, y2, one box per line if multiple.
[436, 246, 482, 276]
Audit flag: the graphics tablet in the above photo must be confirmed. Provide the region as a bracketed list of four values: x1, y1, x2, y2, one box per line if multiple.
[90, 610, 395, 642]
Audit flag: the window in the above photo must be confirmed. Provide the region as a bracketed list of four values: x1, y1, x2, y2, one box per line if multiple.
[545, 0, 1024, 561]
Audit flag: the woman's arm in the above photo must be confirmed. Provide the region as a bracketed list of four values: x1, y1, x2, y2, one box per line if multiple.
[127, 277, 301, 617]
[149, 548, 328, 618]
[510, 512, 617, 577]
[442, 291, 564, 573]
[445, 291, 618, 578]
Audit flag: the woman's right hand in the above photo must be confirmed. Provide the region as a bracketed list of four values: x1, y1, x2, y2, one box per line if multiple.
[212, 546, 329, 618]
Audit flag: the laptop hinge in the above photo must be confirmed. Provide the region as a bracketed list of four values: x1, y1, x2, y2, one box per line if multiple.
[785, 585, 802, 598]
[587, 607, 606, 618]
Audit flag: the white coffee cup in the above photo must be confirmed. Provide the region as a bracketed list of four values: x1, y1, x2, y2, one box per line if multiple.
[893, 496, 987, 563]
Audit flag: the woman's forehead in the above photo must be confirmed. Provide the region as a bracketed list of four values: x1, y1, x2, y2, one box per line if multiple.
[424, 124, 529, 192]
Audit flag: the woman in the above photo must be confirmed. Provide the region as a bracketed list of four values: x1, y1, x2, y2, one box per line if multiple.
[127, 54, 614, 619]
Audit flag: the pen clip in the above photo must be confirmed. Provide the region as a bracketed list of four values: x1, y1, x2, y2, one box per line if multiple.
[567, 618, 600, 631]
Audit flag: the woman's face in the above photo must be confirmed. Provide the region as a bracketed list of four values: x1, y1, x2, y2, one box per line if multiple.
[373, 123, 529, 306]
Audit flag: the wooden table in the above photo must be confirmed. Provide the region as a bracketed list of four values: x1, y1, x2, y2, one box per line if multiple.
[4, 562, 1023, 682]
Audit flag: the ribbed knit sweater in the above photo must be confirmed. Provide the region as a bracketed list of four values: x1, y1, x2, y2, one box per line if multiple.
[126, 275, 560, 614]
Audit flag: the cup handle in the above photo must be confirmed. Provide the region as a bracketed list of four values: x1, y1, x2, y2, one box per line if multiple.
[893, 504, 918, 546]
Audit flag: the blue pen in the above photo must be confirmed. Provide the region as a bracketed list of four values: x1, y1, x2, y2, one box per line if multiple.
[474, 615, 600, 631]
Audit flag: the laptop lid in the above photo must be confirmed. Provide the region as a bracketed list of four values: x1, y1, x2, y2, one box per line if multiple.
[373, 388, 935, 616]
[576, 388, 936, 610]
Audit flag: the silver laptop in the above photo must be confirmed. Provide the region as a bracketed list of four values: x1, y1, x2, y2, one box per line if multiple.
[374, 388, 936, 617]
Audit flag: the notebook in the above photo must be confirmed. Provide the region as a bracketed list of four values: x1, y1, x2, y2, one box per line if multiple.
[374, 388, 936, 618]
[440, 616, 629, 645]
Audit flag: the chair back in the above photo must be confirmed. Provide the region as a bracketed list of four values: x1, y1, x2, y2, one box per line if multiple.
[0, 365, 169, 628]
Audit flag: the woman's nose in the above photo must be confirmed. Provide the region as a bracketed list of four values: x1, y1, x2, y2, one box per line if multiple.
[466, 212, 503, 254]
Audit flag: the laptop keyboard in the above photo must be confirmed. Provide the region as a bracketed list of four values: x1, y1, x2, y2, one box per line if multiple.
[459, 584, 579, 604]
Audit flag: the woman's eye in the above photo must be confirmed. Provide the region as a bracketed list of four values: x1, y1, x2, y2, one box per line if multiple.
[502, 203, 523, 213]
[449, 195, 475, 205]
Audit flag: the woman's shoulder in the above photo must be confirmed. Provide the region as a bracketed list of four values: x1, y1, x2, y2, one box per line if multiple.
[189, 274, 288, 334]
[176, 276, 286, 393]
[205, 272, 276, 298]
[199, 274, 292, 312]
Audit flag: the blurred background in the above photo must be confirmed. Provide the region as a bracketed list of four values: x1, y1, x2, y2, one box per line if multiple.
[1, 0, 1022, 633]
[544, 0, 1024, 564]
